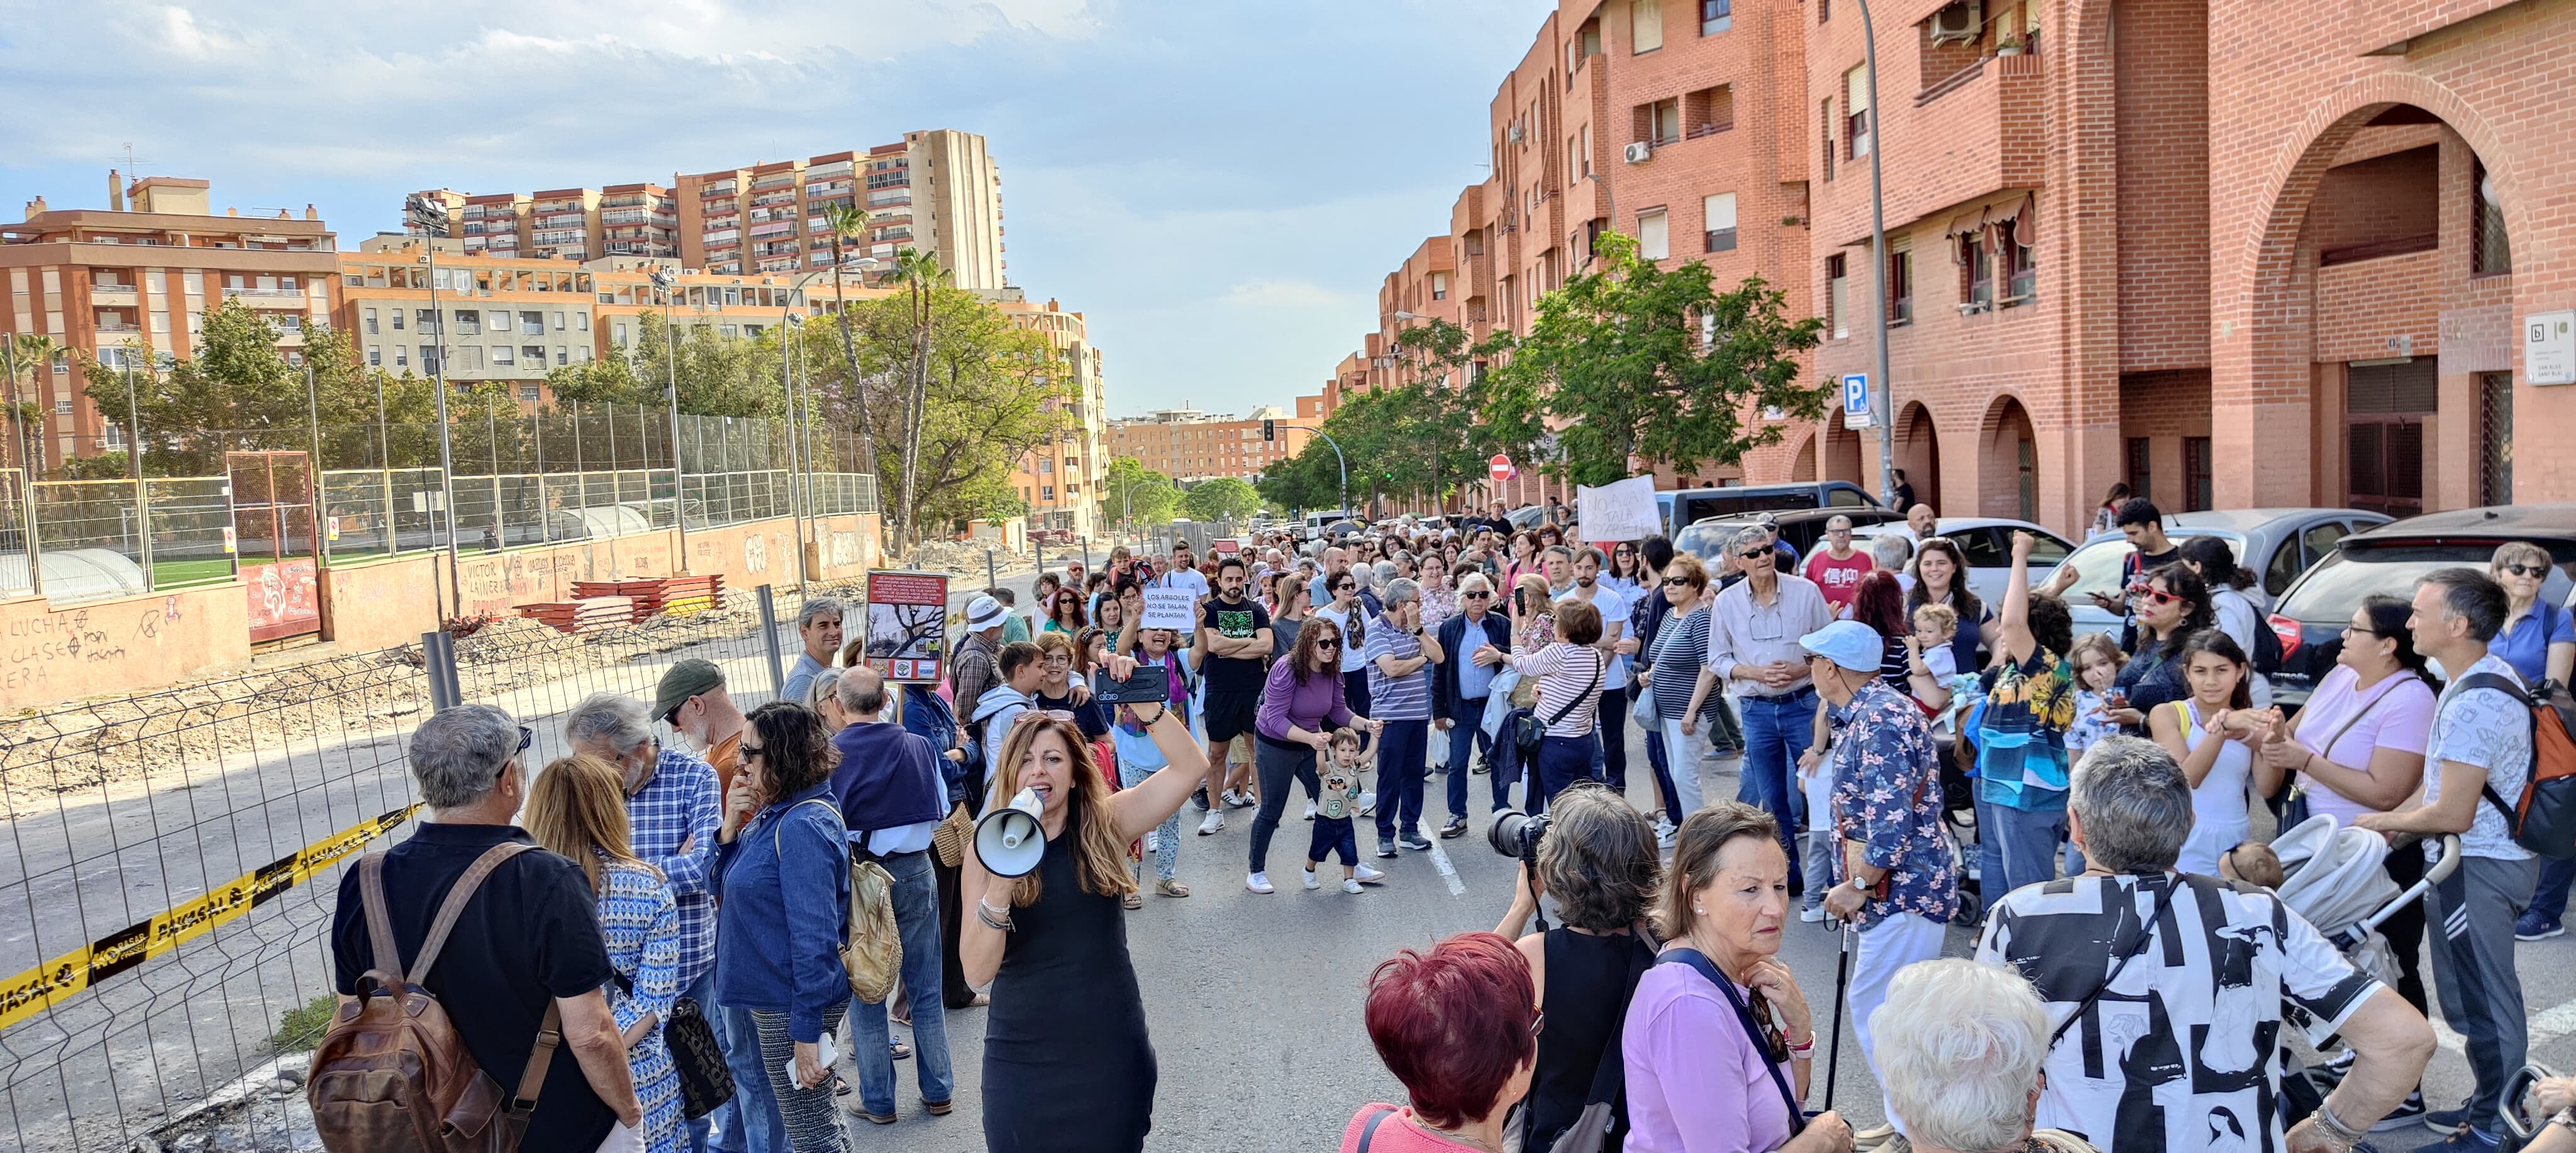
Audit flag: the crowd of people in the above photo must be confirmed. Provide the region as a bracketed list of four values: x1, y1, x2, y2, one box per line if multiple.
[325, 500, 2576, 1153]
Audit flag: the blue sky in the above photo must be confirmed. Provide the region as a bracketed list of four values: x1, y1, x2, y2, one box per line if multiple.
[0, 0, 1553, 417]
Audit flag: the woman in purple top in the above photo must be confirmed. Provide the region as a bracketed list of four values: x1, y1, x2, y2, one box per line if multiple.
[1246, 615, 1379, 895]
[1623, 802, 1853, 1153]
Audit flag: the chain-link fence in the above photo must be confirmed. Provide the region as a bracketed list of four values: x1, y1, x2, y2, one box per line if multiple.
[0, 581, 879, 1152]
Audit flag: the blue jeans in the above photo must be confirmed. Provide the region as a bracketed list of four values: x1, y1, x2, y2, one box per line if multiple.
[718, 1002, 783, 1153]
[1444, 708, 1504, 819]
[680, 967, 722, 1153]
[2529, 856, 2576, 925]
[1528, 732, 1600, 815]
[1985, 797, 2068, 899]
[1374, 718, 1430, 844]
[1737, 689, 1818, 893]
[846, 851, 953, 1116]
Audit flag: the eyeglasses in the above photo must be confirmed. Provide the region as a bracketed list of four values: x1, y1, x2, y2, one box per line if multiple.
[1462, 591, 1491, 599]
[2140, 587, 2183, 607]
[2344, 622, 2378, 637]
[741, 742, 766, 761]
[1737, 549, 1772, 561]
[2503, 563, 2550, 578]
[497, 725, 534, 779]
[1335, 583, 1356, 592]
[1663, 576, 1693, 587]
[1529, 1010, 1546, 1038]
[1316, 638, 1343, 650]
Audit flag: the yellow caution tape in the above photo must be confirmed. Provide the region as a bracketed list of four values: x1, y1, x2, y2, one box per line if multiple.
[0, 803, 421, 1034]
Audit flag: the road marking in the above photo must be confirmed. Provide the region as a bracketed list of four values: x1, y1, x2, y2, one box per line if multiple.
[1428, 841, 1465, 896]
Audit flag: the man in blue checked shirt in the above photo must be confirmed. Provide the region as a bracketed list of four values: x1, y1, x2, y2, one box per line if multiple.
[565, 691, 733, 1153]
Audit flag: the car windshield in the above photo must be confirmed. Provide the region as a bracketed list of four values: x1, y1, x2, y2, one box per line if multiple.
[1674, 521, 1741, 562]
[2056, 532, 2236, 602]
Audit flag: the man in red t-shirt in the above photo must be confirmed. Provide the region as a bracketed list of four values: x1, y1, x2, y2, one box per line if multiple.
[1802, 514, 1875, 619]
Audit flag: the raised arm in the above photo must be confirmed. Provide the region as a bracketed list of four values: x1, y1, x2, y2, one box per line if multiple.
[1999, 531, 2040, 665]
[1110, 705, 1215, 841]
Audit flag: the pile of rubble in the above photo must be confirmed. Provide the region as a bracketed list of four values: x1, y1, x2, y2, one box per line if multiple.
[902, 538, 1033, 580]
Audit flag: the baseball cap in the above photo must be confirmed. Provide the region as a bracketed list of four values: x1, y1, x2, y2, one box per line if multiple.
[1798, 621, 1884, 675]
[965, 595, 1011, 631]
[654, 658, 725, 724]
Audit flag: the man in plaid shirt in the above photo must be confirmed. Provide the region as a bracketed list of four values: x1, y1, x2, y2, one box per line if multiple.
[566, 692, 724, 1148]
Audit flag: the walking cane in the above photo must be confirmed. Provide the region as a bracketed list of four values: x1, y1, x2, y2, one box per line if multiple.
[1823, 918, 1855, 1113]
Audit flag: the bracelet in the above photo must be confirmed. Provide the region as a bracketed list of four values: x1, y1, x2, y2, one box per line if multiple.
[1784, 1034, 1816, 1059]
[2309, 1100, 2367, 1149]
[975, 898, 1014, 932]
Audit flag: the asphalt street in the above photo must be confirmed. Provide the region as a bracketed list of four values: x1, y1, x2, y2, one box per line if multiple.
[855, 680, 2576, 1153]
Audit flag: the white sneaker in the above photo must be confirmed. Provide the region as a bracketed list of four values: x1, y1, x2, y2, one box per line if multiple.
[1657, 827, 1677, 851]
[1198, 810, 1224, 836]
[1357, 792, 1378, 816]
[1800, 905, 1827, 923]
[1303, 800, 1318, 820]
[1341, 878, 1365, 894]
[1228, 790, 1258, 809]
[1246, 871, 1274, 894]
[1353, 863, 1386, 885]
[1653, 814, 1676, 839]
[1302, 869, 1321, 890]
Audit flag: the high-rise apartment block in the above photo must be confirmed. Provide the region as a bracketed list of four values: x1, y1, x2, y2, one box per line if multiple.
[1341, 0, 2576, 527]
[407, 128, 1006, 290]
[1106, 405, 1311, 485]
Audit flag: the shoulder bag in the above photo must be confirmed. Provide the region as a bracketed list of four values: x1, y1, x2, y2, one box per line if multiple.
[784, 798, 901, 1005]
[1659, 947, 1807, 1140]
[2279, 672, 2418, 827]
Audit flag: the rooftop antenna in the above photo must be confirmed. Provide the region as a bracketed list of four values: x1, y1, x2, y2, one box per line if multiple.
[116, 143, 152, 178]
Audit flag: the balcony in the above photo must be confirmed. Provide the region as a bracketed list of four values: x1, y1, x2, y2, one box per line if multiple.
[699, 182, 738, 198]
[701, 228, 740, 245]
[750, 190, 797, 209]
[538, 212, 584, 228]
[94, 321, 141, 335]
[90, 284, 139, 306]
[222, 286, 311, 308]
[750, 221, 795, 239]
[806, 181, 852, 198]
[1889, 53, 2045, 232]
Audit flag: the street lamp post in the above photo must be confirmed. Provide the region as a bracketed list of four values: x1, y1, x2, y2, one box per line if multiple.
[651, 267, 689, 565]
[419, 248, 462, 618]
[1858, 0, 1899, 509]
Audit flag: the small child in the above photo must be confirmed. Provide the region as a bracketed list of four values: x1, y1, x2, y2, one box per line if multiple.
[1905, 603, 1962, 710]
[2219, 840, 2284, 890]
[1307, 729, 1387, 893]
[2065, 632, 2126, 758]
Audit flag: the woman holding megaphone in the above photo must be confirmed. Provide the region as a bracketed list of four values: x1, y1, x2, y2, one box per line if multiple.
[960, 661, 1211, 1153]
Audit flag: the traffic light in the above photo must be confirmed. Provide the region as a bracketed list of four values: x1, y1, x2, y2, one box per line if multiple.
[1262, 419, 1275, 442]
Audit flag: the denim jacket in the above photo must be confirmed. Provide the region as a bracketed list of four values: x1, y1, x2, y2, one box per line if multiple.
[712, 781, 851, 1040]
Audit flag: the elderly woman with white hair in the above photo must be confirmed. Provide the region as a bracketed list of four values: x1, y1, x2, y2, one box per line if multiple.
[1870, 959, 2092, 1153]
[1975, 736, 2434, 1153]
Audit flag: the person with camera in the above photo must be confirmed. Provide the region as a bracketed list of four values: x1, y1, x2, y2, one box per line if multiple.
[1624, 802, 1852, 1153]
[1801, 619, 1955, 1117]
[1250, 616, 1381, 894]
[1487, 597, 1607, 816]
[1491, 782, 1662, 1152]
[959, 682, 1214, 1152]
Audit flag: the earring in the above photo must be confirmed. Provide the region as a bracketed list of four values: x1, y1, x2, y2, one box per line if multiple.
[1693, 904, 1705, 915]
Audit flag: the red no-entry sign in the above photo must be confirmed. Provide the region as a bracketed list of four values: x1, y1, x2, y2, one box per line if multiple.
[1489, 455, 1516, 482]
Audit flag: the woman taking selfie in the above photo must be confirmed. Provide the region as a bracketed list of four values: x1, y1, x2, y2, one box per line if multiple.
[712, 702, 850, 1153]
[1623, 802, 1851, 1153]
[959, 700, 1213, 1153]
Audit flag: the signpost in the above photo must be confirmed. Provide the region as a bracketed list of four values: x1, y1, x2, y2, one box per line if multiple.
[2528, 311, 2576, 385]
[1841, 373, 1874, 429]
[1490, 455, 1516, 482]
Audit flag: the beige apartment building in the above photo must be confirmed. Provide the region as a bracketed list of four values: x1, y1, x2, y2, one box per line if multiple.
[996, 297, 1107, 536]
[406, 129, 1006, 290]
[1106, 405, 1311, 485]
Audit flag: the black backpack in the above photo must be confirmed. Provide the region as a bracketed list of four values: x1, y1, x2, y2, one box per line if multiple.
[2249, 607, 2286, 679]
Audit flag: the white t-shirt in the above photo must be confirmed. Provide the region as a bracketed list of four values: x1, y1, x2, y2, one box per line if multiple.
[2426, 653, 2536, 861]
[1312, 603, 1370, 673]
[1152, 567, 1210, 602]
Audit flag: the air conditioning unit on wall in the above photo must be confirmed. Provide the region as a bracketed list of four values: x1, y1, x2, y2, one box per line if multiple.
[1623, 141, 1653, 164]
[1929, 1, 1982, 45]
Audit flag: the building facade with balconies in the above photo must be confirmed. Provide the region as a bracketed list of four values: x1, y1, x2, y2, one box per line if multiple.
[0, 175, 338, 466]
[1106, 405, 1313, 488]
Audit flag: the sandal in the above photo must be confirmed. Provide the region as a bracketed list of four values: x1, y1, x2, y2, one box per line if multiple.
[1156, 878, 1191, 898]
[1121, 891, 1144, 910]
[889, 1040, 911, 1061]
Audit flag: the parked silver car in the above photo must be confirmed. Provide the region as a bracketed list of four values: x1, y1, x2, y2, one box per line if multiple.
[2056, 508, 2393, 638]
[1850, 517, 2075, 609]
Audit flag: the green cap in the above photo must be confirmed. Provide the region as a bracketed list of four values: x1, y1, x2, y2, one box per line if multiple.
[654, 658, 725, 724]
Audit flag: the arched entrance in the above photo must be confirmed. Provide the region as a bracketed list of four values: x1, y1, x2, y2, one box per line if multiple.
[1790, 433, 1818, 482]
[1896, 402, 1942, 514]
[1982, 397, 2040, 522]
[1824, 412, 1864, 487]
[2230, 87, 2525, 511]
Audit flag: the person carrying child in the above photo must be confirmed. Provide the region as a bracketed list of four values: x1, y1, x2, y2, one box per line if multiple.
[1307, 728, 1389, 893]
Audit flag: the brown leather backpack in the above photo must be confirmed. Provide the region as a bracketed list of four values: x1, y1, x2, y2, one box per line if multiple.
[308, 844, 564, 1152]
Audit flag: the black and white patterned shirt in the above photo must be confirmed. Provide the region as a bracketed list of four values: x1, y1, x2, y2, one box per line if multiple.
[1975, 873, 2381, 1153]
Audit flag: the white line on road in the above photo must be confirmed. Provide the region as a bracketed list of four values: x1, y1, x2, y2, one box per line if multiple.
[1428, 841, 1465, 896]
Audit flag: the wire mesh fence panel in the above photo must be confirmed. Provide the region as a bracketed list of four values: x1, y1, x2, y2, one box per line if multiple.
[806, 472, 880, 517]
[317, 470, 395, 561]
[147, 478, 242, 591]
[0, 581, 858, 1151]
[0, 471, 30, 599]
[30, 480, 153, 603]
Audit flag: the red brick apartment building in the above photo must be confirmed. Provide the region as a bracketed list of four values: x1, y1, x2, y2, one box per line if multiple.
[1339, 0, 2576, 536]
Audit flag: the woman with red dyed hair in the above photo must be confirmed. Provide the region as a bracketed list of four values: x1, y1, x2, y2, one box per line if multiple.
[1342, 932, 1539, 1153]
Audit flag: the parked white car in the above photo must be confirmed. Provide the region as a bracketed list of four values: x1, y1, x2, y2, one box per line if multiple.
[1851, 517, 2076, 609]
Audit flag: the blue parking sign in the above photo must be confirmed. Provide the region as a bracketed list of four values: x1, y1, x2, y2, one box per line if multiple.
[1841, 373, 1873, 428]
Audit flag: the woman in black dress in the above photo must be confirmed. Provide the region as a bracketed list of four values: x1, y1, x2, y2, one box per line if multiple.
[959, 680, 1211, 1152]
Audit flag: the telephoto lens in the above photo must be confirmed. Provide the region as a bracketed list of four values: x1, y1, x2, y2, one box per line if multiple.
[1486, 808, 1550, 862]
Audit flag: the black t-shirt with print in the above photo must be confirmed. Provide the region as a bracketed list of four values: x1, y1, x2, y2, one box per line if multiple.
[1200, 594, 1274, 694]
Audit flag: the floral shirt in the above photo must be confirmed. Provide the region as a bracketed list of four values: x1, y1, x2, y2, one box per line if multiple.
[1828, 680, 1960, 929]
[1977, 648, 2079, 813]
[1418, 584, 1457, 631]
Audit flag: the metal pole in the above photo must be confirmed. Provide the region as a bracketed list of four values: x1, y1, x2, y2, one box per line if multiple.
[659, 275, 690, 567]
[1, 345, 37, 599]
[1860, 0, 1899, 509]
[307, 362, 325, 563]
[425, 245, 462, 618]
[756, 583, 787, 699]
[534, 397, 548, 544]
[421, 629, 463, 712]
[985, 548, 997, 591]
[780, 306, 808, 590]
[125, 358, 153, 592]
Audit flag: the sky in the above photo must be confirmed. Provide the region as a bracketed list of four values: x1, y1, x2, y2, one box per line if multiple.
[0, 0, 1555, 419]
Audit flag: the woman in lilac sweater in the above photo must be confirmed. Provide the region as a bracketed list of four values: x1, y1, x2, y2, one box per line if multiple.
[1246, 615, 1379, 894]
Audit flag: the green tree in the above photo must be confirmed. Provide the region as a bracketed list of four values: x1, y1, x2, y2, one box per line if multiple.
[1180, 476, 1261, 522]
[815, 203, 880, 478]
[1102, 456, 1180, 530]
[1476, 231, 1827, 487]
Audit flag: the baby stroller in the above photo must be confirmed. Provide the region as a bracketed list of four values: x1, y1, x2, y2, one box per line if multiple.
[1933, 678, 1986, 927]
[2270, 817, 2460, 1126]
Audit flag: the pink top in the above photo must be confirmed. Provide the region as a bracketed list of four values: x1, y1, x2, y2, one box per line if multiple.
[1338, 1105, 1487, 1153]
[1621, 961, 1798, 1153]
[2292, 664, 2436, 825]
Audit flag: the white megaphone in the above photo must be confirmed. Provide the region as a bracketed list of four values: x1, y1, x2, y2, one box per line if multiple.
[975, 786, 1048, 878]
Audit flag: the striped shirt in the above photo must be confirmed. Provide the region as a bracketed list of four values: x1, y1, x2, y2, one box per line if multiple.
[1362, 615, 1433, 721]
[1648, 605, 1714, 722]
[1508, 643, 1606, 737]
[626, 748, 721, 990]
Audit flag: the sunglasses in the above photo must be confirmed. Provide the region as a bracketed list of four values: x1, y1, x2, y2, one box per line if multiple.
[2503, 563, 2550, 578]
[2140, 587, 2182, 607]
[1316, 638, 1343, 649]
[1335, 583, 1356, 592]
[1663, 575, 1692, 587]
[741, 742, 765, 761]
[496, 725, 534, 779]
[1462, 590, 1491, 599]
[1737, 549, 1771, 561]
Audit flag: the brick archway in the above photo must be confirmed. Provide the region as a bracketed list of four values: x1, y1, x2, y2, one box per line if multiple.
[1981, 395, 2042, 523]
[2216, 72, 2529, 508]
[1896, 400, 1943, 515]
[1823, 409, 1865, 487]
[1790, 431, 1818, 482]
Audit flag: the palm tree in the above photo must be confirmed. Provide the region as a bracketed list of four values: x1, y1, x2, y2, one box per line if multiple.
[815, 202, 880, 482]
[3, 334, 60, 474]
[887, 246, 945, 551]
